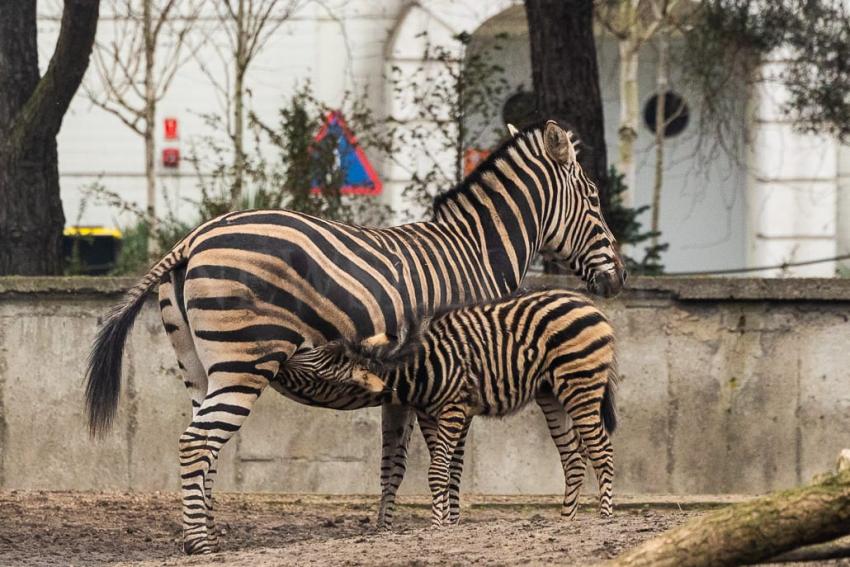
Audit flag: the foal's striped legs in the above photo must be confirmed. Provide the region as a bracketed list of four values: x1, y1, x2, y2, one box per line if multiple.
[377, 404, 416, 529]
[446, 420, 471, 525]
[554, 373, 614, 517]
[537, 393, 587, 519]
[418, 413, 470, 525]
[421, 406, 469, 526]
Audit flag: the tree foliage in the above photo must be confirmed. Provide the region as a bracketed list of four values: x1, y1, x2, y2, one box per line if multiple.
[684, 0, 850, 142]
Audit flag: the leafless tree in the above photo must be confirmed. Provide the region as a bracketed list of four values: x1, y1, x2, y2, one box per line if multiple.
[194, 0, 306, 210]
[595, 0, 690, 210]
[85, 0, 202, 253]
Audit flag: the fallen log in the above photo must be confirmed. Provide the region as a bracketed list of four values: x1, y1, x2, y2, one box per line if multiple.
[607, 450, 850, 567]
[766, 536, 850, 563]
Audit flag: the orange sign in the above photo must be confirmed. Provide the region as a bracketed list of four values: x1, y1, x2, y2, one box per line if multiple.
[464, 148, 491, 176]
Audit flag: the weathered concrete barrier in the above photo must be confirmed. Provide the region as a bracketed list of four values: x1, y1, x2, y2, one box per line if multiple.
[0, 276, 847, 495]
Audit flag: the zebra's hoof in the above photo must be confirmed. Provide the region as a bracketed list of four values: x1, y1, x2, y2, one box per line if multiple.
[182, 540, 212, 555]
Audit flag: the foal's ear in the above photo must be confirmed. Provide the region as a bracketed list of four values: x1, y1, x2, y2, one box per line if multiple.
[543, 120, 578, 165]
[507, 123, 520, 137]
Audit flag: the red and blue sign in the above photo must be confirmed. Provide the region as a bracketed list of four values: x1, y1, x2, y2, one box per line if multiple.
[312, 111, 382, 195]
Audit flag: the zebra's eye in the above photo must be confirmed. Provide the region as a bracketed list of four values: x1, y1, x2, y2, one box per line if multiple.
[588, 195, 599, 207]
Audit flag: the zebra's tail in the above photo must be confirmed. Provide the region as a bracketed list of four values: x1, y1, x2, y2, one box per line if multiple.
[85, 238, 189, 437]
[601, 360, 619, 435]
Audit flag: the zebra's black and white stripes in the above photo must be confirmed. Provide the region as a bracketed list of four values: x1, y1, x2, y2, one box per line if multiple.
[85, 120, 625, 553]
[324, 288, 618, 525]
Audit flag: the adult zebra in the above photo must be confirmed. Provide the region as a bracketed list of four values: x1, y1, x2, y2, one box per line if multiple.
[85, 120, 625, 554]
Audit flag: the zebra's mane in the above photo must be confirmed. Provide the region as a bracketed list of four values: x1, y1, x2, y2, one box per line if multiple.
[431, 119, 573, 217]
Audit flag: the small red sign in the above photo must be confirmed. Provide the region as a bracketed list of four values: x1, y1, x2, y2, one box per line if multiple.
[464, 148, 491, 176]
[164, 118, 178, 140]
[162, 148, 180, 168]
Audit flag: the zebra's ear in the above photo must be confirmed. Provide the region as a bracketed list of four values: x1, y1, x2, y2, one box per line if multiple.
[507, 123, 520, 137]
[543, 120, 577, 165]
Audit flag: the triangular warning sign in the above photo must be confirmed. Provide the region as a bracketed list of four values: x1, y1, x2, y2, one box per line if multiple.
[312, 111, 382, 195]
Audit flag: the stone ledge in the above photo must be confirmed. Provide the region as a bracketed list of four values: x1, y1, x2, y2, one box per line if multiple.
[528, 275, 850, 302]
[0, 275, 849, 302]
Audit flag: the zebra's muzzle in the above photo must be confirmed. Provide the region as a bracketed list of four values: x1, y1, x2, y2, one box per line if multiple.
[587, 267, 625, 298]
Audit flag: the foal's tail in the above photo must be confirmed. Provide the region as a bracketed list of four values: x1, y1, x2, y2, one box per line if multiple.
[601, 361, 619, 435]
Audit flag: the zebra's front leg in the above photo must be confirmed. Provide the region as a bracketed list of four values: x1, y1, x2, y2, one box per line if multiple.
[537, 392, 586, 520]
[376, 403, 416, 530]
[446, 420, 471, 525]
[180, 372, 270, 554]
[418, 413, 450, 524]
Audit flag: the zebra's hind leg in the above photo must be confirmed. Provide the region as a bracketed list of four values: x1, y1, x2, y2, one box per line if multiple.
[555, 376, 614, 517]
[376, 404, 416, 530]
[160, 275, 220, 551]
[180, 370, 271, 554]
[423, 406, 468, 527]
[536, 392, 586, 520]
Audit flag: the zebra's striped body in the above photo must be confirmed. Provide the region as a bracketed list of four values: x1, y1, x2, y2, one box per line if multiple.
[327, 288, 618, 525]
[85, 121, 625, 554]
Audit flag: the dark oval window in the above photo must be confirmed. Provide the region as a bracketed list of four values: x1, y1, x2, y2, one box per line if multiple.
[643, 91, 689, 137]
[502, 91, 537, 129]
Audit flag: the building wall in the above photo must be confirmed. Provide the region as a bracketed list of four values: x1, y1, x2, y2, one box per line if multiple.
[1, 276, 848, 495]
[39, 1, 406, 228]
[37, 2, 850, 274]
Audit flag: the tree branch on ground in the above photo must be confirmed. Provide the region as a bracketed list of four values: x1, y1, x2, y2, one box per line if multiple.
[607, 450, 850, 567]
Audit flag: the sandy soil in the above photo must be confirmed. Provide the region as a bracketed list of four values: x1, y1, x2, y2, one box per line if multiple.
[0, 491, 840, 566]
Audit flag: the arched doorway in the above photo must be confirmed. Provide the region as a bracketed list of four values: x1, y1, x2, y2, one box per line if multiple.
[386, 2, 749, 273]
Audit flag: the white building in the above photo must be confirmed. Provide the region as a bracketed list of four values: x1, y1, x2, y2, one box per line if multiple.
[39, 1, 850, 276]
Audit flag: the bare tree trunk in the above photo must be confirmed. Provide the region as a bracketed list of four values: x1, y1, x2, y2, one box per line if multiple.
[525, 0, 609, 206]
[617, 36, 639, 207]
[230, 0, 247, 211]
[0, 0, 100, 275]
[608, 455, 850, 567]
[650, 32, 669, 248]
[143, 0, 158, 255]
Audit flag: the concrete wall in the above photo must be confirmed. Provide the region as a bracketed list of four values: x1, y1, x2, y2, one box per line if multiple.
[0, 276, 848, 495]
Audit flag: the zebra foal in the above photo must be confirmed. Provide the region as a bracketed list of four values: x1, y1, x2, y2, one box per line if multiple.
[305, 288, 618, 525]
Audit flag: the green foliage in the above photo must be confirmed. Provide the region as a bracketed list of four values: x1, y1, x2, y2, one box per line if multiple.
[111, 222, 153, 277]
[684, 0, 850, 142]
[185, 83, 394, 227]
[605, 167, 667, 275]
[88, 84, 396, 274]
[80, 181, 193, 275]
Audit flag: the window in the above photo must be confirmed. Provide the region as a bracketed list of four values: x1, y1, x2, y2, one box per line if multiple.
[643, 92, 689, 137]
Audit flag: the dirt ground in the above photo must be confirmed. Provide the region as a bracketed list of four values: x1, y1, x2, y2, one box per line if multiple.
[0, 491, 843, 566]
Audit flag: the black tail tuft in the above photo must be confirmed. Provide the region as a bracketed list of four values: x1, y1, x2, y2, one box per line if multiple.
[84, 294, 147, 437]
[601, 363, 618, 435]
